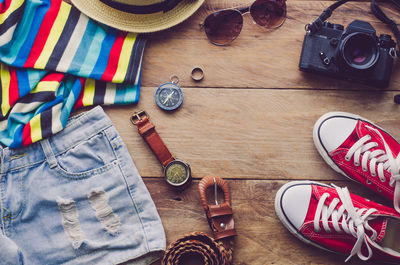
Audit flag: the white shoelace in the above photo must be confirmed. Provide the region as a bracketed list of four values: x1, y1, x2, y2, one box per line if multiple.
[345, 126, 400, 213]
[313, 186, 378, 262]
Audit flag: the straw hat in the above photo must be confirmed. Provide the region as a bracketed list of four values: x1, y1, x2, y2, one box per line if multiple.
[71, 0, 205, 33]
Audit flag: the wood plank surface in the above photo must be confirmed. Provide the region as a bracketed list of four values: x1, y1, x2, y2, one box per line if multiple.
[141, 0, 400, 90]
[66, 0, 400, 263]
[142, 178, 387, 265]
[104, 87, 400, 181]
[104, 86, 400, 264]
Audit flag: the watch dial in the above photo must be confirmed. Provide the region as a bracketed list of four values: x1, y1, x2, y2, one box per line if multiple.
[165, 162, 188, 184]
[155, 83, 183, 111]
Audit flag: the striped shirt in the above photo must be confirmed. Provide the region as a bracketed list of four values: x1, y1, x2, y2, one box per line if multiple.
[0, 0, 146, 148]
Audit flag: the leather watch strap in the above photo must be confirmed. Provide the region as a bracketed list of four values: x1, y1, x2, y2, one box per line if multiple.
[131, 111, 174, 167]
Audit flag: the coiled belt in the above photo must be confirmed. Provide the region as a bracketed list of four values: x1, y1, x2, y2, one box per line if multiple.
[162, 176, 237, 265]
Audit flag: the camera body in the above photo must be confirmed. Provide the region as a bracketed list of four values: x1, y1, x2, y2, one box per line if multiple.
[299, 20, 396, 88]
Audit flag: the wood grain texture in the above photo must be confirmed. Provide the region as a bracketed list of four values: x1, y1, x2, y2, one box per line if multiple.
[104, 87, 400, 264]
[64, 0, 400, 263]
[144, 178, 388, 265]
[141, 0, 400, 90]
[104, 87, 400, 180]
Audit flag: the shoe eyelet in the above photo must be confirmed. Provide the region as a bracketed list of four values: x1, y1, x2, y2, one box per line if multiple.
[371, 172, 376, 177]
[314, 228, 321, 233]
[377, 188, 382, 192]
[354, 162, 360, 167]
[362, 167, 367, 172]
[366, 179, 372, 185]
[345, 156, 350, 161]
[379, 177, 386, 183]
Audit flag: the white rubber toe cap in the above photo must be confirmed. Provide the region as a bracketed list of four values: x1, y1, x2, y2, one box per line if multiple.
[280, 184, 312, 230]
[315, 113, 358, 153]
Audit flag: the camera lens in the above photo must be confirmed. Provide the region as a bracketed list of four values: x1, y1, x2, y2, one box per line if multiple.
[340, 33, 379, 70]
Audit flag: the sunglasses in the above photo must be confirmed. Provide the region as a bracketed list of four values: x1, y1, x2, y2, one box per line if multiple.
[201, 0, 287, 45]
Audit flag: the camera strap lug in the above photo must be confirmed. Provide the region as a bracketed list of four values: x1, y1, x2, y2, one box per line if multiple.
[305, 0, 350, 34]
[372, 0, 400, 60]
[305, 24, 312, 33]
[307, 0, 400, 60]
[389, 47, 400, 59]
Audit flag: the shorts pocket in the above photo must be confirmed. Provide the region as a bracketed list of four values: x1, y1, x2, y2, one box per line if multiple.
[53, 130, 117, 179]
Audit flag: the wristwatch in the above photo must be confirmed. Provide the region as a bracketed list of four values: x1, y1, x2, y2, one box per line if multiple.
[130, 111, 191, 190]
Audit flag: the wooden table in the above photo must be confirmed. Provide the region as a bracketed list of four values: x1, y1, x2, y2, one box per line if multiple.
[97, 0, 400, 264]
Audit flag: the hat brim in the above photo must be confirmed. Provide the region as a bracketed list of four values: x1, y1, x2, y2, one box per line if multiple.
[71, 0, 205, 33]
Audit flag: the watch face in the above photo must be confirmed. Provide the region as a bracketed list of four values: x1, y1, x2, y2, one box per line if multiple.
[164, 160, 191, 186]
[155, 83, 184, 111]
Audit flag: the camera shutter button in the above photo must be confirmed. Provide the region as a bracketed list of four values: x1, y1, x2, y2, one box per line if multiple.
[333, 24, 344, 30]
[380, 34, 392, 41]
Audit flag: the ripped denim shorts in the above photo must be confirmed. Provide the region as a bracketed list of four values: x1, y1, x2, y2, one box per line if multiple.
[0, 106, 166, 265]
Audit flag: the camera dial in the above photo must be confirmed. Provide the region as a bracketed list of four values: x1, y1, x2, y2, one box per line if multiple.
[340, 32, 379, 70]
[379, 34, 396, 49]
[332, 24, 344, 30]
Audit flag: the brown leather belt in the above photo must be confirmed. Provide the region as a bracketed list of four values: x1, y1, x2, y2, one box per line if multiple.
[162, 176, 236, 265]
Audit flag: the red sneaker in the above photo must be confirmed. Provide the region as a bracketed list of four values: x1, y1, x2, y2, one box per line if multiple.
[275, 181, 400, 263]
[313, 112, 400, 212]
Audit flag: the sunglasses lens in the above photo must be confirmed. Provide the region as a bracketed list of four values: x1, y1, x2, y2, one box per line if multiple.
[204, 10, 243, 45]
[250, 0, 286, 28]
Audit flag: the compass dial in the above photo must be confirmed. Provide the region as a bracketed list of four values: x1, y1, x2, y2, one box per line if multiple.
[155, 83, 183, 111]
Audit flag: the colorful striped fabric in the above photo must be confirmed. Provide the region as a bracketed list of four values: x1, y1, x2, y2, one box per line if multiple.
[0, 0, 146, 148]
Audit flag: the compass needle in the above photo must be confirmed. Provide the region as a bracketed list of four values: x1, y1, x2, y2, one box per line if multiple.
[155, 78, 184, 111]
[163, 92, 173, 104]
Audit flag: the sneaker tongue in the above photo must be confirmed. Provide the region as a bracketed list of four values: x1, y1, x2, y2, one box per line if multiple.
[368, 216, 388, 243]
[338, 120, 373, 150]
[337, 126, 360, 150]
[337, 120, 390, 156]
[356, 120, 372, 138]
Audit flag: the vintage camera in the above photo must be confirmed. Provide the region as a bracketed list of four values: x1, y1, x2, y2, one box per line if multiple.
[299, 20, 396, 87]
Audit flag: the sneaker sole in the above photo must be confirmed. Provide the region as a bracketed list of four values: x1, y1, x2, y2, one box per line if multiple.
[274, 181, 336, 255]
[275, 181, 400, 264]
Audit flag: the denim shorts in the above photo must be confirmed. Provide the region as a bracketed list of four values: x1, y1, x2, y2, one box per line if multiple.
[0, 106, 166, 265]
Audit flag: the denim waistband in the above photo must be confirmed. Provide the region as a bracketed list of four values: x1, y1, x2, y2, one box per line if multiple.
[0, 106, 113, 173]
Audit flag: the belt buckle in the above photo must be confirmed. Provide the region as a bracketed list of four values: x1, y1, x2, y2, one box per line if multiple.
[198, 176, 237, 245]
[199, 176, 232, 221]
[130, 110, 149, 125]
[199, 176, 231, 208]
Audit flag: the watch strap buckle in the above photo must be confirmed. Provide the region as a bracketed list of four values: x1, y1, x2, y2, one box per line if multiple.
[130, 110, 149, 125]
